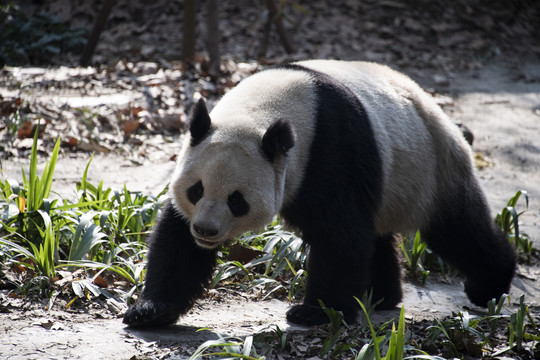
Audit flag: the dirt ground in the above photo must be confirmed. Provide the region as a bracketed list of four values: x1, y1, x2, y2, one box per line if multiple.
[1, 55, 539, 360]
[1, 0, 540, 359]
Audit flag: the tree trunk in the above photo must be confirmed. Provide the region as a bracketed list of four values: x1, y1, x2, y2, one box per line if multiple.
[80, 0, 115, 66]
[267, 0, 293, 54]
[183, 0, 197, 64]
[206, 0, 220, 75]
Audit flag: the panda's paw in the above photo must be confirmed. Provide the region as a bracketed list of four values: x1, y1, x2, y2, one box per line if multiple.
[286, 304, 331, 326]
[123, 300, 180, 328]
[464, 277, 510, 308]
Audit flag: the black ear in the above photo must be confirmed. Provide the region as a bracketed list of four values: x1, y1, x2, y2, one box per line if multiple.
[189, 98, 211, 146]
[262, 119, 296, 162]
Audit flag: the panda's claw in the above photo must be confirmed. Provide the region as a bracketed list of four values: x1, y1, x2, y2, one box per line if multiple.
[123, 299, 180, 328]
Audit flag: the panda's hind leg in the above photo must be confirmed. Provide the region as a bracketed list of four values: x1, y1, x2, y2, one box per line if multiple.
[421, 187, 516, 307]
[370, 233, 402, 309]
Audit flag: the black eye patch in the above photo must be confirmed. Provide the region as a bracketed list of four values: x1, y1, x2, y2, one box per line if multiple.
[187, 181, 204, 205]
[227, 191, 249, 217]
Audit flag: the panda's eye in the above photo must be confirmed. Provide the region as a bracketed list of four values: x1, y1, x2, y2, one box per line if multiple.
[187, 181, 204, 205]
[227, 191, 249, 217]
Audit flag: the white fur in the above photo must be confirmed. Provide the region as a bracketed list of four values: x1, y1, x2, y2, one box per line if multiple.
[171, 70, 317, 247]
[170, 60, 474, 246]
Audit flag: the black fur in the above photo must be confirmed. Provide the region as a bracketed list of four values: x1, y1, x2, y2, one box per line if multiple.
[227, 191, 250, 217]
[123, 199, 217, 328]
[370, 234, 403, 309]
[421, 180, 516, 306]
[187, 180, 204, 205]
[189, 98, 212, 146]
[261, 118, 296, 162]
[280, 64, 385, 325]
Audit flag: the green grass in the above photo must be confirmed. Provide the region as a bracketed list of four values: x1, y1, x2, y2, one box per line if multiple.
[1, 133, 539, 359]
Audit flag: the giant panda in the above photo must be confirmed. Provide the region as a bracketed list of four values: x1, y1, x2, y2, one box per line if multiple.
[123, 60, 516, 327]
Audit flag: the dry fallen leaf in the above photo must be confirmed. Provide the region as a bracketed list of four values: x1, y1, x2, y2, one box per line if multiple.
[123, 119, 139, 136]
[228, 243, 266, 264]
[93, 274, 108, 288]
[35, 319, 55, 330]
[16, 121, 34, 139]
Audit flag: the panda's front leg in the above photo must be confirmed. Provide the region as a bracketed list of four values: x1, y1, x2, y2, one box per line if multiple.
[123, 199, 218, 328]
[286, 225, 376, 326]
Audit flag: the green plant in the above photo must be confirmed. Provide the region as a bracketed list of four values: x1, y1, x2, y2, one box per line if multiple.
[0, 127, 61, 245]
[209, 224, 307, 300]
[0, 131, 164, 306]
[384, 305, 406, 360]
[356, 289, 383, 334]
[509, 295, 527, 352]
[189, 333, 263, 360]
[486, 294, 510, 331]
[0, 220, 56, 279]
[354, 298, 407, 360]
[426, 311, 491, 357]
[489, 295, 540, 357]
[318, 299, 349, 358]
[268, 325, 289, 352]
[495, 190, 535, 260]
[3, 106, 23, 136]
[241, 324, 291, 358]
[26, 132, 60, 212]
[398, 231, 430, 282]
[0, 4, 87, 65]
[508, 295, 540, 351]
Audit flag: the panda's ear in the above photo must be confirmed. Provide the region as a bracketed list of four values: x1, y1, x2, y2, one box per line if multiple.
[188, 98, 211, 146]
[262, 119, 296, 162]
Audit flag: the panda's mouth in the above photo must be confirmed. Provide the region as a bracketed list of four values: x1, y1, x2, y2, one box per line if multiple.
[195, 237, 222, 249]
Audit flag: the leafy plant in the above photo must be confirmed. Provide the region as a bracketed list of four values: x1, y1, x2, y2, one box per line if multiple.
[426, 311, 492, 357]
[508, 295, 528, 352]
[210, 224, 307, 300]
[384, 305, 406, 360]
[486, 294, 510, 331]
[495, 190, 535, 260]
[189, 333, 262, 360]
[506, 295, 540, 352]
[318, 299, 349, 357]
[358, 289, 382, 333]
[0, 132, 163, 305]
[354, 297, 407, 360]
[267, 325, 289, 352]
[0, 4, 87, 65]
[398, 231, 430, 282]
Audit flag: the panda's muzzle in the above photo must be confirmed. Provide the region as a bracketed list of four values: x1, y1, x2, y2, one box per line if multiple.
[192, 223, 224, 249]
[193, 224, 219, 239]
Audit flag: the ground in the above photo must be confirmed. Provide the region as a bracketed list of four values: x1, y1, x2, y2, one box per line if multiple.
[1, 0, 540, 359]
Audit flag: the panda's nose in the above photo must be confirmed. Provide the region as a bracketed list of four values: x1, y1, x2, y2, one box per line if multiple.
[193, 224, 219, 238]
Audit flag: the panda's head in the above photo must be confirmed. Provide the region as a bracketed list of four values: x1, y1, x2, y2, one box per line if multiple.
[171, 99, 296, 249]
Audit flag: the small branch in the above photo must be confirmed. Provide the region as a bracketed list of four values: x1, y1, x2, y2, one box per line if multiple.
[80, 0, 115, 66]
[266, 0, 293, 54]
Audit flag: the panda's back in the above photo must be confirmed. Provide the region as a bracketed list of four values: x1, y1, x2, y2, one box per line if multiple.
[212, 60, 473, 234]
[293, 60, 447, 233]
